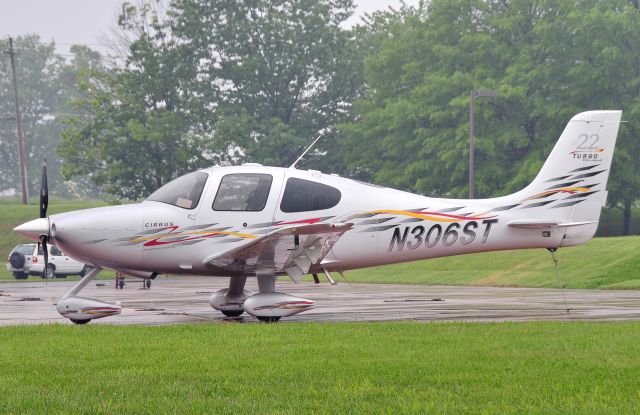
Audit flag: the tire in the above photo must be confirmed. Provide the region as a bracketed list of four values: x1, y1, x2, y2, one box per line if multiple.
[9, 252, 25, 269]
[145, 279, 152, 289]
[12, 272, 28, 280]
[79, 265, 93, 277]
[70, 319, 90, 325]
[44, 264, 56, 279]
[257, 316, 281, 323]
[222, 310, 244, 317]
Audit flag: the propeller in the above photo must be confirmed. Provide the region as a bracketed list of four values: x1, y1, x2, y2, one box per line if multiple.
[40, 158, 48, 219]
[38, 159, 49, 276]
[40, 234, 48, 274]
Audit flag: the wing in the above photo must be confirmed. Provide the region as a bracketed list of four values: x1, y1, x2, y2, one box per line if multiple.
[202, 222, 353, 281]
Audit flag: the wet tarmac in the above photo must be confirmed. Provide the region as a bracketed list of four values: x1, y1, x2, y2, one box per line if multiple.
[1, 276, 640, 325]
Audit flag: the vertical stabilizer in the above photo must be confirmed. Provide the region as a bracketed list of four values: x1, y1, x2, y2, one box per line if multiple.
[512, 111, 622, 246]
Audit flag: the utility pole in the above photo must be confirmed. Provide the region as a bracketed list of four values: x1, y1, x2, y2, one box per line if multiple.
[469, 91, 475, 199]
[469, 90, 497, 199]
[5, 37, 29, 204]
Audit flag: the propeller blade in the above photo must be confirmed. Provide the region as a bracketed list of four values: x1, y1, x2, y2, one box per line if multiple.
[40, 158, 48, 219]
[40, 235, 48, 272]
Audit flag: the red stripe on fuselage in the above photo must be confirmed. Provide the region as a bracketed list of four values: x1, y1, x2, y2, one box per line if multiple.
[143, 232, 221, 247]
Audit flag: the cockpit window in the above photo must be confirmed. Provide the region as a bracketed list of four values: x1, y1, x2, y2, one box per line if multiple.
[146, 172, 208, 210]
[280, 177, 341, 213]
[213, 174, 273, 211]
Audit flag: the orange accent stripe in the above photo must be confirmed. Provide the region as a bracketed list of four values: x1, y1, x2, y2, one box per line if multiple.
[523, 187, 590, 202]
[370, 209, 485, 223]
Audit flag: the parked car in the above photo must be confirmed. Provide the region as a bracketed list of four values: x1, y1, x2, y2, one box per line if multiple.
[7, 244, 35, 279]
[6, 243, 92, 279]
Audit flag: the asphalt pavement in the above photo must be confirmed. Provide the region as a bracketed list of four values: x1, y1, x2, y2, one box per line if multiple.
[1, 276, 640, 325]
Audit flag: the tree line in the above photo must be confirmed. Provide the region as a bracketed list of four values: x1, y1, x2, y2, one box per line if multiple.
[1, 0, 639, 234]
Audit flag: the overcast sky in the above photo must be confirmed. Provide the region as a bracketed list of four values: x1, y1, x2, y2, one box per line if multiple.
[0, 0, 420, 56]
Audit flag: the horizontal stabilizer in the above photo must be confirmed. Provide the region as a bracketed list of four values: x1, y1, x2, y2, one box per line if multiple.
[508, 220, 597, 229]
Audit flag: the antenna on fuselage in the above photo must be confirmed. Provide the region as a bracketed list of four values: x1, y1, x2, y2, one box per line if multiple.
[289, 132, 325, 169]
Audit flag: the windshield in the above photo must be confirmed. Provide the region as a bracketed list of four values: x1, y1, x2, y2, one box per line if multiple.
[146, 172, 209, 209]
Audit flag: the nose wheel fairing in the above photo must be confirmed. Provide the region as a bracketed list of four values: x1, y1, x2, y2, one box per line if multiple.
[57, 297, 122, 321]
[55, 266, 122, 324]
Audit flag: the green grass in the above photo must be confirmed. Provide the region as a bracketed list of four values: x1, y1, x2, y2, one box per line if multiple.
[0, 322, 638, 414]
[344, 236, 640, 289]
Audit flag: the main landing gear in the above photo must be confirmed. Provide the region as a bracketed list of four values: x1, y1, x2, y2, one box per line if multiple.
[209, 272, 315, 323]
[209, 275, 253, 317]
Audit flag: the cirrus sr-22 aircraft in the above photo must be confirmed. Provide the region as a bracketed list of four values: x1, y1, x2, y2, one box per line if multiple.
[14, 110, 622, 323]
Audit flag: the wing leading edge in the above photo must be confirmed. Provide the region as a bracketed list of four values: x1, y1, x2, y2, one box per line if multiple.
[203, 222, 353, 281]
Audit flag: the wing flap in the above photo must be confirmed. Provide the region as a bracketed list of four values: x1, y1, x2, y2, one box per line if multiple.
[203, 222, 353, 280]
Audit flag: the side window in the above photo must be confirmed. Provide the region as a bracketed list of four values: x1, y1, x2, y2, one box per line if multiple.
[51, 246, 62, 256]
[213, 174, 273, 211]
[280, 178, 341, 213]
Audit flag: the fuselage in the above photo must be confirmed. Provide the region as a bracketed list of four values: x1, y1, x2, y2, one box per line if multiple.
[42, 164, 571, 277]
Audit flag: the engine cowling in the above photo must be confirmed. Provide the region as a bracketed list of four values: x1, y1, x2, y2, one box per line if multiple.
[56, 297, 121, 321]
[243, 292, 315, 318]
[209, 288, 253, 313]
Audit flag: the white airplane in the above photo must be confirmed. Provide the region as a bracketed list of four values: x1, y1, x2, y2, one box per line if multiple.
[14, 110, 622, 323]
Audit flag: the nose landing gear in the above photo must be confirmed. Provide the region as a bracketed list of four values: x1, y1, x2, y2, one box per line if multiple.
[57, 266, 122, 324]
